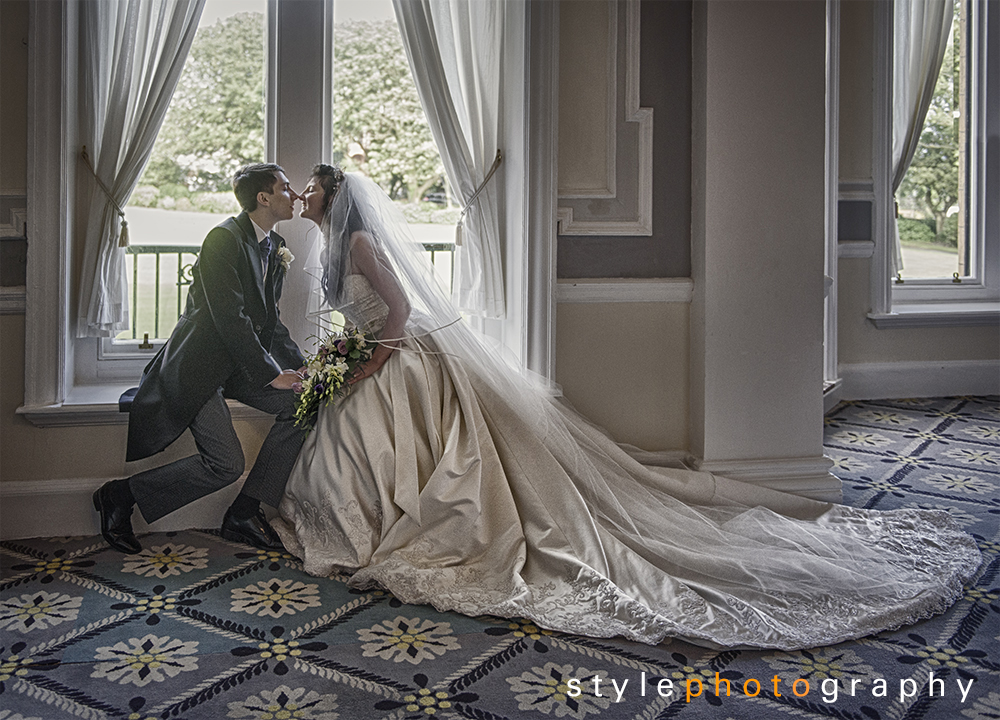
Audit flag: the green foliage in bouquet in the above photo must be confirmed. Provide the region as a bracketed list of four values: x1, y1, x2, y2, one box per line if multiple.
[294, 329, 376, 431]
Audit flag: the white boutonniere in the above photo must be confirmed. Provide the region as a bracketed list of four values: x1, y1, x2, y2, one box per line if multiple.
[276, 246, 294, 273]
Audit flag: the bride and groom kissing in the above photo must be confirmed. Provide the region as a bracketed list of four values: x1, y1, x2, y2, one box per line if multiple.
[93, 162, 981, 651]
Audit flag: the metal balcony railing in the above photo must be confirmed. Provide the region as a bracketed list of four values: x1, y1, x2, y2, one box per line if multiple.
[124, 245, 199, 341]
[123, 242, 455, 341]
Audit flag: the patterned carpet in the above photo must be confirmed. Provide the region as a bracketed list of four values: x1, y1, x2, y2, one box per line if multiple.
[1, 396, 998, 720]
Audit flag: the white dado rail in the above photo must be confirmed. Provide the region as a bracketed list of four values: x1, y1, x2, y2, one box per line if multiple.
[0, 286, 26, 315]
[556, 278, 693, 304]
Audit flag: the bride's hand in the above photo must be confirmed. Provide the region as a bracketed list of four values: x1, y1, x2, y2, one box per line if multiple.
[348, 343, 395, 385]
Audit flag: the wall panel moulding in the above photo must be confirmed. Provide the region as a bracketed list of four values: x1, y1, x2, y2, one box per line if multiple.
[557, 0, 652, 236]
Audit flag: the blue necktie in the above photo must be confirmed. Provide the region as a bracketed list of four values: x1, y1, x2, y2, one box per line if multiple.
[259, 235, 271, 273]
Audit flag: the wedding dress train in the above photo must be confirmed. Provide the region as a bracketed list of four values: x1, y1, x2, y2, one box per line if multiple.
[272, 274, 981, 650]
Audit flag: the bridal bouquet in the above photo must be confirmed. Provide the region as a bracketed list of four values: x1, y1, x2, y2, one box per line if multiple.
[293, 329, 376, 431]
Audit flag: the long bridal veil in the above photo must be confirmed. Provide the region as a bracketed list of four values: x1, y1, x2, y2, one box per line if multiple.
[288, 171, 981, 649]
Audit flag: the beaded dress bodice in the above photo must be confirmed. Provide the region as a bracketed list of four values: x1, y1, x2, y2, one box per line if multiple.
[340, 274, 389, 333]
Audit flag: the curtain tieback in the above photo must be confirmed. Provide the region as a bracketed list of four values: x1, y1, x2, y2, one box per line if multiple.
[81, 145, 129, 248]
[455, 149, 503, 247]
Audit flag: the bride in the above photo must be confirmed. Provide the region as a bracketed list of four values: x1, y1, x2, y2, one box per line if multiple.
[271, 164, 981, 651]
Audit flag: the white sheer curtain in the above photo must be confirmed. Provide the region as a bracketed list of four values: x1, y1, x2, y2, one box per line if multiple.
[891, 0, 954, 276]
[76, 0, 205, 337]
[392, 0, 505, 318]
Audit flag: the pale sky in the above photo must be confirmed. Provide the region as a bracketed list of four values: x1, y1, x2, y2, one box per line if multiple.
[334, 0, 396, 23]
[198, 0, 265, 26]
[198, 0, 396, 27]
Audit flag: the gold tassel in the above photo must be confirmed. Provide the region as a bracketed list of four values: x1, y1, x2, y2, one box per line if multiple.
[81, 146, 131, 249]
[453, 149, 503, 251]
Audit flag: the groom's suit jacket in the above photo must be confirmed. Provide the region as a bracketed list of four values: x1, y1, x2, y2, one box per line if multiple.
[126, 211, 304, 462]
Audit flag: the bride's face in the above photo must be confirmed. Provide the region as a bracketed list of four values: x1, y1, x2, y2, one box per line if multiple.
[300, 177, 327, 225]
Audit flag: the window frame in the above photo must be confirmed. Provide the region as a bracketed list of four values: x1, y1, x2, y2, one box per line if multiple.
[869, 0, 999, 328]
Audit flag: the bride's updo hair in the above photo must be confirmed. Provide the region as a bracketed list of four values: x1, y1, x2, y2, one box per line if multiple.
[311, 163, 346, 214]
[312, 163, 366, 234]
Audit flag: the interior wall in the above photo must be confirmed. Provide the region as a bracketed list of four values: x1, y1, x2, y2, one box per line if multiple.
[837, 0, 873, 182]
[1, 0, 29, 287]
[0, 0, 28, 191]
[690, 0, 828, 475]
[558, 0, 612, 197]
[553, 0, 692, 451]
[556, 0, 691, 278]
[838, 261, 999, 364]
[0, 0, 32, 489]
[556, 301, 689, 452]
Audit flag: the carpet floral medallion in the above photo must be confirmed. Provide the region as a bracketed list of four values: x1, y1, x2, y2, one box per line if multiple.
[1, 396, 997, 719]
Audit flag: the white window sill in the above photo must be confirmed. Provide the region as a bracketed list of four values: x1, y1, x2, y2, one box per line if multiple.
[17, 384, 270, 427]
[867, 302, 1000, 329]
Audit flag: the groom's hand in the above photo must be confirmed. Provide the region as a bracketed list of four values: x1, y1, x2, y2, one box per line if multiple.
[270, 369, 302, 391]
[291, 366, 307, 394]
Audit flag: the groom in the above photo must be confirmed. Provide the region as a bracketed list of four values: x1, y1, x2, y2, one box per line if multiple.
[94, 163, 306, 554]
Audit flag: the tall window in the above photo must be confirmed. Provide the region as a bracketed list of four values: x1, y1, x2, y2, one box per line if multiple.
[896, 0, 968, 281]
[883, 0, 997, 317]
[24, 0, 543, 421]
[115, 0, 453, 348]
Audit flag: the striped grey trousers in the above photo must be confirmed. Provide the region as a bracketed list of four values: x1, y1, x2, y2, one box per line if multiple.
[129, 385, 304, 523]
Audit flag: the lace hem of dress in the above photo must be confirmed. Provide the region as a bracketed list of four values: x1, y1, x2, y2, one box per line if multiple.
[337, 507, 981, 650]
[276, 449, 982, 649]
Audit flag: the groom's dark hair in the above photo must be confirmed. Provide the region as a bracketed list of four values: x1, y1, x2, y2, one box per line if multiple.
[233, 163, 285, 212]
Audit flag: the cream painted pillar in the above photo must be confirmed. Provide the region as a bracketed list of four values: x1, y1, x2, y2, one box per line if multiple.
[690, 0, 840, 501]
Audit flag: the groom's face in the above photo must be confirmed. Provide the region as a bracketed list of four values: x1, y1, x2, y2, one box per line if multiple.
[261, 171, 299, 221]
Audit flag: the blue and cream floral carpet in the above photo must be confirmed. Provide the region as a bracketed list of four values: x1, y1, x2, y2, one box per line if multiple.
[2, 396, 998, 719]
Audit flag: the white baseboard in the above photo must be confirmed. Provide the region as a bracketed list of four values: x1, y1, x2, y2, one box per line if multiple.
[620, 447, 689, 467]
[0, 477, 245, 541]
[692, 456, 843, 503]
[839, 359, 1000, 401]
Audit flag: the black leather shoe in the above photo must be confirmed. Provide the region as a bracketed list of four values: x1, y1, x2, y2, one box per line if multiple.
[220, 507, 285, 551]
[92, 482, 141, 554]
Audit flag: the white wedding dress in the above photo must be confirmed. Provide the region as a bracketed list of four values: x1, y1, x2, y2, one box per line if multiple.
[273, 274, 981, 650]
